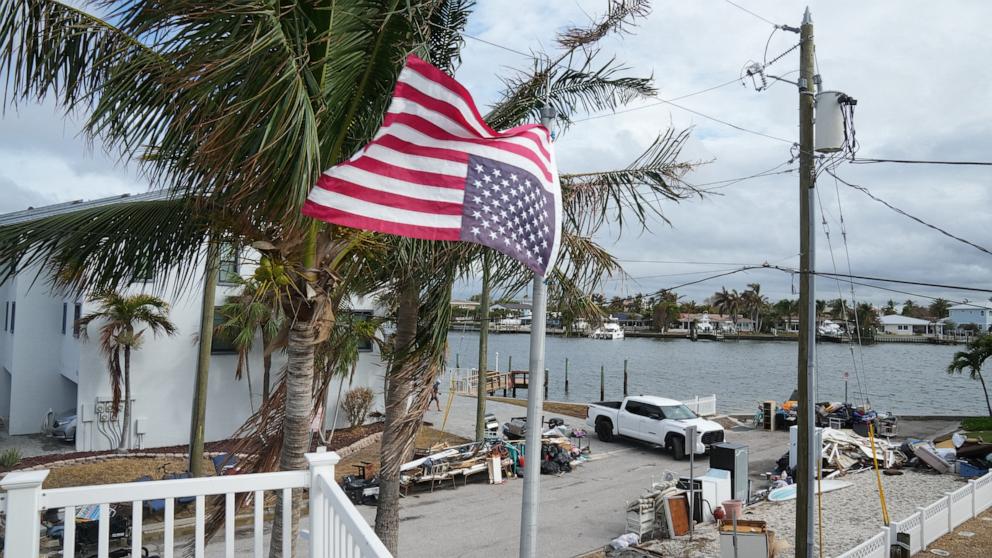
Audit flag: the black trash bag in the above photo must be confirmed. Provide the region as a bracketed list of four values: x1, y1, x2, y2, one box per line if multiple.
[540, 460, 561, 475]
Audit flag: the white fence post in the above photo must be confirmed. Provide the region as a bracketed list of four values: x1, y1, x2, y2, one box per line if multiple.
[1, 469, 49, 558]
[970, 478, 978, 517]
[946, 492, 954, 533]
[917, 506, 927, 551]
[307, 448, 340, 558]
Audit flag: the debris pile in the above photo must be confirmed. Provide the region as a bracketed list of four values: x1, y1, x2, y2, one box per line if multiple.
[339, 414, 592, 505]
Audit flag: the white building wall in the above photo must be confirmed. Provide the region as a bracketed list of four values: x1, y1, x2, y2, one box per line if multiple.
[883, 324, 915, 336]
[73, 253, 287, 451]
[0, 239, 389, 447]
[5, 265, 78, 435]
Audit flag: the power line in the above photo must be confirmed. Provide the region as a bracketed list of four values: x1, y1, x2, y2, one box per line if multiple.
[850, 157, 992, 167]
[618, 258, 780, 266]
[655, 98, 795, 144]
[463, 33, 533, 58]
[813, 271, 992, 295]
[573, 77, 745, 123]
[691, 161, 795, 190]
[826, 168, 992, 258]
[723, 0, 777, 26]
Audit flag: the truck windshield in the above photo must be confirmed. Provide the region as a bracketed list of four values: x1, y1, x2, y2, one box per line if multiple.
[661, 405, 697, 420]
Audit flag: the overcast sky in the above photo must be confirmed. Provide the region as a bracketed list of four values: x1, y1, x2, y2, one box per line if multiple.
[1, 1, 989, 307]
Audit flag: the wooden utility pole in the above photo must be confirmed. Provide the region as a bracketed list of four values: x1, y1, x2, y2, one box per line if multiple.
[796, 8, 817, 558]
[475, 251, 492, 441]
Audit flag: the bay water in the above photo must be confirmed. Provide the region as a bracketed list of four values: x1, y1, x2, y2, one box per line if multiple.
[446, 331, 985, 416]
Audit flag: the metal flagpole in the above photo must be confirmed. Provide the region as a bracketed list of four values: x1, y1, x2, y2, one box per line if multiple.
[519, 104, 557, 558]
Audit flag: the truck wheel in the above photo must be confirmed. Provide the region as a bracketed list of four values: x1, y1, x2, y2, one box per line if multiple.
[671, 436, 686, 461]
[596, 420, 615, 442]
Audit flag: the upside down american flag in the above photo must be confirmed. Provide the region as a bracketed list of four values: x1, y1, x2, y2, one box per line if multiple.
[302, 54, 562, 277]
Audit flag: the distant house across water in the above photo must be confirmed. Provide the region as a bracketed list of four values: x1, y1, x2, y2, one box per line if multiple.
[948, 301, 992, 333]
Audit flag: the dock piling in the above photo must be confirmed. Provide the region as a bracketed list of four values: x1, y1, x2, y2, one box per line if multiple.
[544, 369, 549, 399]
[623, 359, 628, 397]
[565, 358, 569, 393]
[600, 365, 605, 401]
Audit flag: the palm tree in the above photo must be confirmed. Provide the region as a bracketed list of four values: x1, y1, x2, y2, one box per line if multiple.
[214, 273, 283, 407]
[653, 291, 681, 332]
[743, 283, 768, 332]
[902, 299, 920, 317]
[712, 287, 742, 329]
[884, 299, 897, 314]
[828, 298, 849, 321]
[947, 336, 992, 416]
[77, 291, 177, 451]
[1, 0, 699, 552]
[1, 1, 439, 553]
[929, 298, 951, 319]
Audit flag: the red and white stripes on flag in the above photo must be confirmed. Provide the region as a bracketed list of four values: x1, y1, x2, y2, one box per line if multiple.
[302, 54, 562, 277]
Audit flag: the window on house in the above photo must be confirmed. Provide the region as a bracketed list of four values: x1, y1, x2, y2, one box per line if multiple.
[61, 303, 67, 335]
[348, 311, 374, 352]
[211, 306, 237, 354]
[217, 244, 240, 284]
[898, 325, 908, 331]
[73, 303, 82, 338]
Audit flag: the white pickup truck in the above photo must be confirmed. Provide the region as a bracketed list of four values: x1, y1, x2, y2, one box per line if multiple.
[585, 395, 725, 460]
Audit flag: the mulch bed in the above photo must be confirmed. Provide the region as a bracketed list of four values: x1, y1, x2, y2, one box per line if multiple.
[14, 422, 386, 470]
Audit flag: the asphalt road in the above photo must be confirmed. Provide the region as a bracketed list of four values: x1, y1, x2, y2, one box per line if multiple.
[351, 395, 785, 558]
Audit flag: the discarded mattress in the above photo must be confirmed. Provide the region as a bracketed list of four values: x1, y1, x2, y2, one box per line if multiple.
[768, 480, 853, 502]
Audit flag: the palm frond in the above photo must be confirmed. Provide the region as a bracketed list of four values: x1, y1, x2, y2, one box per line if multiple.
[415, 0, 474, 74]
[486, 53, 654, 131]
[0, 196, 232, 294]
[561, 128, 701, 231]
[556, 0, 652, 49]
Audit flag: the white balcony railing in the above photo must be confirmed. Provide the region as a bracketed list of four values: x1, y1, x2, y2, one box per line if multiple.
[0, 449, 391, 558]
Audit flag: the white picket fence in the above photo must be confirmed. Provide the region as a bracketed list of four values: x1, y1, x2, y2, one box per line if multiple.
[0, 450, 391, 558]
[682, 395, 717, 417]
[835, 471, 992, 558]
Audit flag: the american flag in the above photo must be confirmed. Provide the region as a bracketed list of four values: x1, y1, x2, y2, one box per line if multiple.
[302, 54, 561, 276]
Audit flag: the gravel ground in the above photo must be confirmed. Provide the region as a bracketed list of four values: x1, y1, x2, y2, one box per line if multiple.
[641, 469, 968, 557]
[926, 509, 992, 557]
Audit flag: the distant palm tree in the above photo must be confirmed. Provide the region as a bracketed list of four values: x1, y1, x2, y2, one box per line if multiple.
[929, 298, 951, 319]
[743, 283, 768, 332]
[947, 336, 992, 416]
[828, 298, 849, 321]
[884, 300, 897, 314]
[712, 287, 742, 329]
[78, 291, 177, 451]
[902, 299, 920, 317]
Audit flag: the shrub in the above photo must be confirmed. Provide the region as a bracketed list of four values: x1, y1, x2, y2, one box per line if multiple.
[0, 447, 21, 469]
[342, 387, 376, 428]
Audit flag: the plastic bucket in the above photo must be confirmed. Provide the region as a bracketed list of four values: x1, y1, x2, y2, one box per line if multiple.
[722, 499, 744, 521]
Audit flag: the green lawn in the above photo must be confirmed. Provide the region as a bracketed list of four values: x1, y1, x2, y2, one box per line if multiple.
[960, 418, 992, 442]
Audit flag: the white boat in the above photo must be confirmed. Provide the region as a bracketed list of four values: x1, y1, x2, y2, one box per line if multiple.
[589, 318, 625, 340]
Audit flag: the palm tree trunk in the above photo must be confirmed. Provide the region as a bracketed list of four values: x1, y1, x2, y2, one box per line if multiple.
[262, 331, 273, 404]
[978, 370, 992, 417]
[119, 346, 132, 452]
[269, 314, 316, 558]
[375, 280, 419, 554]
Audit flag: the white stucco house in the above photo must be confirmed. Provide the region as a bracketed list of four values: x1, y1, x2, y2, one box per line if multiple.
[878, 314, 942, 336]
[0, 193, 386, 451]
[948, 301, 992, 333]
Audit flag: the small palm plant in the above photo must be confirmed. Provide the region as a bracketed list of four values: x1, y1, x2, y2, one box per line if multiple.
[78, 291, 177, 451]
[947, 335, 992, 416]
